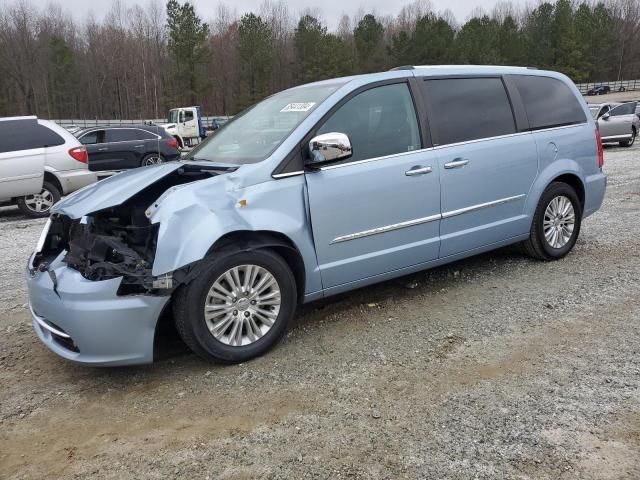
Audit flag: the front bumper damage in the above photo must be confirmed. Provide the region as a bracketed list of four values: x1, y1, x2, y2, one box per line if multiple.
[25, 162, 230, 366]
[27, 251, 169, 366]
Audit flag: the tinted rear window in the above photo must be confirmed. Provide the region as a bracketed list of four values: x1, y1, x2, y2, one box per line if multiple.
[106, 129, 139, 142]
[134, 129, 157, 140]
[425, 77, 516, 145]
[512, 75, 586, 130]
[0, 119, 65, 153]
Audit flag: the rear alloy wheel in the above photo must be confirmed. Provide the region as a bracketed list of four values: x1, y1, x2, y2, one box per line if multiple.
[141, 154, 164, 166]
[522, 182, 582, 260]
[16, 181, 61, 218]
[173, 250, 297, 363]
[620, 128, 636, 147]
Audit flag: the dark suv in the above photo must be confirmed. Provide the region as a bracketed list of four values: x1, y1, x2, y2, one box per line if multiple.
[586, 85, 611, 96]
[75, 125, 180, 172]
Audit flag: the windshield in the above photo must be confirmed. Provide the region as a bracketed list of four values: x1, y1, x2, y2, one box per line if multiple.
[186, 82, 344, 164]
[168, 110, 178, 123]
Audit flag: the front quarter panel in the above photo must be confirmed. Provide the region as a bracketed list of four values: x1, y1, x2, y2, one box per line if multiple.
[150, 172, 322, 296]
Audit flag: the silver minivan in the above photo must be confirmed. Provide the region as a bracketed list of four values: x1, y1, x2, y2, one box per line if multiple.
[0, 117, 96, 217]
[27, 66, 607, 366]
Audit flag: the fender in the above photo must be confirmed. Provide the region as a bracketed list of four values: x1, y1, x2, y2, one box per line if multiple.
[524, 157, 586, 223]
[148, 173, 323, 297]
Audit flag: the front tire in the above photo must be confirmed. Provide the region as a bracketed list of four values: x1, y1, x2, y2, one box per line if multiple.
[522, 182, 582, 261]
[16, 181, 61, 218]
[173, 249, 297, 363]
[620, 128, 636, 147]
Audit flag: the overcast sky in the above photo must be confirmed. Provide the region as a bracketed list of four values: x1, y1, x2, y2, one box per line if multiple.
[25, 0, 532, 28]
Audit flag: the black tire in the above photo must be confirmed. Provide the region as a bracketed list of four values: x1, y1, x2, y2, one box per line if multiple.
[620, 128, 636, 147]
[173, 249, 297, 363]
[16, 181, 61, 218]
[521, 182, 582, 261]
[141, 153, 165, 166]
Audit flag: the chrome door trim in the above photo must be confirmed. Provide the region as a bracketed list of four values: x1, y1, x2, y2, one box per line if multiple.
[330, 213, 441, 244]
[272, 171, 304, 179]
[315, 123, 588, 172]
[442, 194, 526, 219]
[318, 147, 435, 171]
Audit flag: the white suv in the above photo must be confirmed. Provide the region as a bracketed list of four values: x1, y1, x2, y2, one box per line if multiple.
[0, 117, 96, 217]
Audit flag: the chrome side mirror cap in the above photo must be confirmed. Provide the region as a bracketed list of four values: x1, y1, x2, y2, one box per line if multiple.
[308, 132, 352, 164]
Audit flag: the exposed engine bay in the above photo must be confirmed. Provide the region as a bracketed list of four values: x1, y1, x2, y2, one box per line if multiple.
[33, 163, 231, 295]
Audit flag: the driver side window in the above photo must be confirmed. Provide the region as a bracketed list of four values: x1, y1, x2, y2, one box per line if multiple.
[317, 83, 421, 163]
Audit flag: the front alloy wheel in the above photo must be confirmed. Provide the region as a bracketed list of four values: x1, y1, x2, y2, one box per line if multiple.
[174, 250, 297, 363]
[204, 265, 281, 347]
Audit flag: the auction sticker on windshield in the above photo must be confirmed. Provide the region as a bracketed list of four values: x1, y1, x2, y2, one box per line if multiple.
[280, 102, 316, 112]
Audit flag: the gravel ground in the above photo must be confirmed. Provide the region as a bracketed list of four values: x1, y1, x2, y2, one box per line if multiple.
[1, 144, 639, 479]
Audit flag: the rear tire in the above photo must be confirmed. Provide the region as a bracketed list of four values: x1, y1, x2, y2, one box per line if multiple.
[16, 181, 61, 218]
[173, 249, 297, 364]
[141, 153, 165, 166]
[522, 182, 582, 261]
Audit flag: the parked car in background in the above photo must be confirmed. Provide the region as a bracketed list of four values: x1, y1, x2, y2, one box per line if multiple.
[590, 102, 638, 146]
[75, 125, 180, 172]
[587, 85, 611, 95]
[28, 66, 606, 367]
[0, 117, 96, 218]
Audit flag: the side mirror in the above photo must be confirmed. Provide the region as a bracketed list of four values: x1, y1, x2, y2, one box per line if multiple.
[308, 132, 352, 164]
[601, 112, 610, 120]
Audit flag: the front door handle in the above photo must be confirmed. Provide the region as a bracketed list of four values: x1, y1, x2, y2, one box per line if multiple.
[134, 144, 145, 148]
[98, 147, 108, 151]
[444, 158, 470, 169]
[405, 165, 433, 176]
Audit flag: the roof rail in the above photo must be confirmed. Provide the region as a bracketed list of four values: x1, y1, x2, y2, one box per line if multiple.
[389, 66, 415, 71]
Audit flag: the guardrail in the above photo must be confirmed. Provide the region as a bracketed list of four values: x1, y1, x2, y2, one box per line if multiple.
[51, 116, 231, 129]
[576, 79, 640, 94]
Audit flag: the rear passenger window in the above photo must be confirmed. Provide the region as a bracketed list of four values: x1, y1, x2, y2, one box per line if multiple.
[106, 129, 138, 142]
[317, 83, 421, 162]
[33, 125, 65, 148]
[512, 75, 586, 130]
[136, 129, 158, 140]
[0, 120, 64, 153]
[425, 78, 516, 146]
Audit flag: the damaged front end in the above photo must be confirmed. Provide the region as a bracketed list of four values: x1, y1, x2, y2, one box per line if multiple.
[32, 162, 234, 296]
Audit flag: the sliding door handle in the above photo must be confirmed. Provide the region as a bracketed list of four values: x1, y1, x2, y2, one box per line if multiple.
[444, 158, 470, 169]
[405, 165, 433, 176]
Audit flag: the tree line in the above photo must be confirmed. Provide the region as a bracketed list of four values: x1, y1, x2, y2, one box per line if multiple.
[1, 0, 639, 120]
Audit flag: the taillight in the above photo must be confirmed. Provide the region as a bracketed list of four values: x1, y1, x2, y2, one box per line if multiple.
[595, 128, 604, 169]
[68, 146, 88, 164]
[166, 138, 178, 149]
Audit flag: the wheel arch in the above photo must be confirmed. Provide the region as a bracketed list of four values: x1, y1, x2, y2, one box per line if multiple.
[526, 160, 587, 224]
[204, 230, 306, 303]
[43, 170, 63, 195]
[550, 173, 585, 210]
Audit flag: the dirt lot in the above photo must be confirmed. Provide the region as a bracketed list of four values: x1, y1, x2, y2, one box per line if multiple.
[1, 143, 639, 479]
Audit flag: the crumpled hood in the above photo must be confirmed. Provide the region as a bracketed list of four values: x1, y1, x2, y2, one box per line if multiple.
[52, 163, 184, 219]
